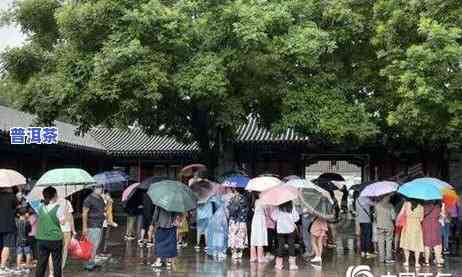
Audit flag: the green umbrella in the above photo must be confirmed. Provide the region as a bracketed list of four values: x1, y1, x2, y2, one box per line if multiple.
[147, 180, 197, 213]
[28, 168, 95, 201]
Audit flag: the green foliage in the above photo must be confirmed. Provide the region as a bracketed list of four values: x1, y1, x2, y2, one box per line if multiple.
[2, 0, 462, 160]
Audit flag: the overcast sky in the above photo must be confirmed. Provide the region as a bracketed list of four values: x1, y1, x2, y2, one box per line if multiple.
[0, 0, 27, 52]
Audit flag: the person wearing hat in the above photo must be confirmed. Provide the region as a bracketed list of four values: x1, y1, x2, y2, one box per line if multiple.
[82, 184, 106, 270]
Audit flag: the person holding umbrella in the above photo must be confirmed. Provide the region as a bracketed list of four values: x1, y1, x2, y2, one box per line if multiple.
[375, 195, 396, 264]
[147, 180, 197, 269]
[422, 201, 444, 267]
[151, 205, 181, 269]
[398, 200, 424, 268]
[0, 169, 26, 275]
[82, 184, 106, 271]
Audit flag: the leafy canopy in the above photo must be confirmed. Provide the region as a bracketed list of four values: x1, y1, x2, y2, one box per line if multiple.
[1, 0, 462, 154]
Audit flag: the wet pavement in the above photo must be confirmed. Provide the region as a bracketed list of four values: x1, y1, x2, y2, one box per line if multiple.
[58, 219, 462, 277]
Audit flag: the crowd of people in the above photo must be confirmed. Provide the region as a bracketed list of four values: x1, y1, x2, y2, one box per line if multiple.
[0, 175, 460, 277]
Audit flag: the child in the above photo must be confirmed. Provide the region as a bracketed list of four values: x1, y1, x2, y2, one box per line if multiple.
[271, 201, 299, 270]
[250, 192, 267, 263]
[177, 214, 189, 248]
[310, 217, 328, 263]
[15, 208, 32, 273]
[227, 188, 250, 261]
[375, 195, 396, 263]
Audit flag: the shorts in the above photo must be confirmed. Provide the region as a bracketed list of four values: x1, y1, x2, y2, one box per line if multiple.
[0, 232, 16, 248]
[16, 245, 32, 256]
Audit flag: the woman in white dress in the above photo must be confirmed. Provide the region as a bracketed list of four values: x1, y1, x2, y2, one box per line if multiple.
[250, 193, 268, 263]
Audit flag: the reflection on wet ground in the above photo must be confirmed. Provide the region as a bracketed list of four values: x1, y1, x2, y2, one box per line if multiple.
[62, 220, 462, 277]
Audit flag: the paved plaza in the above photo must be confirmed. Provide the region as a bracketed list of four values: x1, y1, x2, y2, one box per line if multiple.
[62, 219, 462, 277]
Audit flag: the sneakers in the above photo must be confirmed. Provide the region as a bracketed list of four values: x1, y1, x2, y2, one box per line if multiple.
[265, 254, 275, 260]
[124, 235, 135, 240]
[310, 256, 322, 263]
[11, 268, 23, 275]
[385, 259, 396, 264]
[151, 260, 163, 268]
[194, 245, 201, 252]
[146, 241, 154, 247]
[289, 257, 298, 271]
[366, 253, 377, 259]
[0, 267, 12, 275]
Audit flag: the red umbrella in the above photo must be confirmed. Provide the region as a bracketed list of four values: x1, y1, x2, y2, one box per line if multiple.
[181, 164, 207, 177]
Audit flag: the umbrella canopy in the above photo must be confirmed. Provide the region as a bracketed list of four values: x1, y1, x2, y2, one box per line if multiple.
[216, 170, 248, 183]
[222, 175, 250, 188]
[190, 180, 215, 203]
[412, 177, 453, 190]
[360, 181, 399, 198]
[93, 171, 129, 192]
[0, 169, 26, 188]
[28, 168, 95, 201]
[441, 188, 460, 208]
[282, 175, 302, 183]
[246, 176, 281, 192]
[180, 164, 207, 177]
[299, 186, 336, 221]
[147, 180, 197, 213]
[138, 176, 170, 190]
[122, 182, 140, 202]
[260, 185, 299, 206]
[350, 181, 374, 192]
[318, 172, 345, 182]
[398, 179, 443, 201]
[313, 178, 339, 191]
[285, 179, 316, 189]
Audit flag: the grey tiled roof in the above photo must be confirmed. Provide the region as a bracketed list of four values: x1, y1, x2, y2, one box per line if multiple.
[0, 105, 309, 155]
[0, 105, 105, 151]
[89, 128, 198, 156]
[236, 117, 309, 143]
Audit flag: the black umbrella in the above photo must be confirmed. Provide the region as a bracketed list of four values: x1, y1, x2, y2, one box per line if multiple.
[313, 178, 339, 191]
[318, 172, 345, 182]
[137, 176, 171, 190]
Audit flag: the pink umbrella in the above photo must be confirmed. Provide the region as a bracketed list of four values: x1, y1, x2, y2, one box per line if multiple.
[181, 164, 207, 177]
[0, 169, 26, 188]
[260, 185, 299, 206]
[122, 182, 140, 202]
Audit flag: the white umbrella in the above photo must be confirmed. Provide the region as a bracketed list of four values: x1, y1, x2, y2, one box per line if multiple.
[0, 169, 26, 188]
[246, 176, 281, 192]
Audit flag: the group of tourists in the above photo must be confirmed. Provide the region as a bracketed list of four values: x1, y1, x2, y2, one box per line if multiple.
[0, 184, 112, 277]
[120, 174, 461, 272]
[0, 168, 460, 277]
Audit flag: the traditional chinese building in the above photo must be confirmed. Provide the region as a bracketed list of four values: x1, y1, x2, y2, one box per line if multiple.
[0, 105, 458, 188]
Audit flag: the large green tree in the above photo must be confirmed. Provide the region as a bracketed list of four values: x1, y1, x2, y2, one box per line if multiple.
[2, 0, 462, 171]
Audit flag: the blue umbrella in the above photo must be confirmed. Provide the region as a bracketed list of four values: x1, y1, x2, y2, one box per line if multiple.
[93, 170, 129, 192]
[222, 175, 250, 188]
[398, 179, 443, 201]
[411, 177, 453, 190]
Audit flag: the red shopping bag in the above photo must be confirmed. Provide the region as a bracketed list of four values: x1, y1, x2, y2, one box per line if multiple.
[69, 238, 93, 261]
